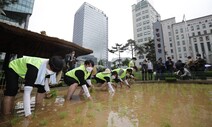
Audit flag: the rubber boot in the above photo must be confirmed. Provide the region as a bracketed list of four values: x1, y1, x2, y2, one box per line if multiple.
[2, 96, 15, 115]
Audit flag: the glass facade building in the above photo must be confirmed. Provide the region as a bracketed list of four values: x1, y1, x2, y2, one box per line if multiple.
[73, 2, 108, 64]
[0, 0, 35, 60]
[0, 0, 35, 29]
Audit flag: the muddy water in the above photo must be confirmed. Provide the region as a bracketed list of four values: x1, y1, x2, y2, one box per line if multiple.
[6, 83, 212, 127]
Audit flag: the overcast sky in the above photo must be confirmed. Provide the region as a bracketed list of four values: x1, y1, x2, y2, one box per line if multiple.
[28, 0, 212, 61]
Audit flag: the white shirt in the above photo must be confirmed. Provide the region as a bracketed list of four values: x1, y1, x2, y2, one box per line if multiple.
[147, 61, 153, 70]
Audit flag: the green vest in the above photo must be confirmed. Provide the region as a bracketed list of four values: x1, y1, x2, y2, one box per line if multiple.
[129, 60, 134, 67]
[112, 68, 127, 79]
[96, 72, 111, 82]
[65, 65, 91, 84]
[9, 56, 46, 78]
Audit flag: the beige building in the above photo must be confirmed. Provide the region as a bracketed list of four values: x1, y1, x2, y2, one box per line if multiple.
[132, 0, 160, 65]
[159, 15, 212, 63]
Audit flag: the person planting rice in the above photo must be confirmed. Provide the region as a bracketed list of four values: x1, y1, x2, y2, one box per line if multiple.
[2, 56, 64, 119]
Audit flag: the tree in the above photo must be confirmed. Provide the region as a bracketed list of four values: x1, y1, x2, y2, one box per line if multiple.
[135, 39, 156, 62]
[108, 43, 125, 66]
[98, 59, 104, 66]
[143, 39, 156, 62]
[122, 58, 130, 66]
[122, 39, 137, 58]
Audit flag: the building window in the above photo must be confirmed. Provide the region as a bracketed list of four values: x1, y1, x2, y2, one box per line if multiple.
[206, 36, 210, 41]
[178, 47, 181, 52]
[168, 32, 171, 36]
[198, 32, 201, 35]
[202, 24, 206, 29]
[170, 43, 173, 47]
[176, 35, 179, 40]
[136, 17, 141, 22]
[181, 34, 184, 39]
[209, 22, 212, 27]
[184, 53, 187, 58]
[168, 25, 170, 29]
[207, 42, 211, 51]
[136, 12, 141, 17]
[171, 49, 173, 53]
[144, 32, 147, 35]
[179, 54, 182, 58]
[195, 44, 198, 53]
[169, 37, 172, 41]
[200, 43, 205, 54]
[192, 32, 195, 36]
[177, 41, 180, 46]
[191, 26, 194, 31]
[183, 47, 186, 51]
[196, 25, 200, 30]
[199, 37, 203, 41]
[204, 30, 207, 34]
[175, 29, 178, 34]
[182, 40, 185, 45]
[180, 28, 183, 33]
[143, 26, 146, 30]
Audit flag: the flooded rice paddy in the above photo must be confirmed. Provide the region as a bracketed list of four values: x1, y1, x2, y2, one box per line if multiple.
[3, 83, 212, 127]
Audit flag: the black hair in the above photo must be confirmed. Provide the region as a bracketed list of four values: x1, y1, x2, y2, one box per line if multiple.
[196, 53, 201, 57]
[187, 56, 191, 59]
[126, 68, 133, 74]
[111, 71, 118, 76]
[132, 57, 137, 60]
[84, 60, 94, 67]
[49, 56, 64, 72]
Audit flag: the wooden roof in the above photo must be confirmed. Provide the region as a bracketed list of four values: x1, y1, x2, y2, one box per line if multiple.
[0, 22, 93, 58]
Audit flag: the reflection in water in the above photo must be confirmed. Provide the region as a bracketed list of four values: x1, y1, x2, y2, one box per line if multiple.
[15, 96, 36, 117]
[108, 111, 138, 127]
[2, 84, 211, 127]
[54, 96, 65, 106]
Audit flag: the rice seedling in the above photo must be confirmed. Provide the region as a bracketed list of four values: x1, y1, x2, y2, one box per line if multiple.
[86, 111, 95, 118]
[118, 106, 128, 117]
[160, 117, 171, 127]
[39, 119, 48, 126]
[50, 89, 58, 98]
[95, 102, 103, 112]
[10, 116, 21, 126]
[74, 116, 83, 125]
[75, 107, 82, 114]
[58, 111, 68, 119]
[87, 101, 93, 109]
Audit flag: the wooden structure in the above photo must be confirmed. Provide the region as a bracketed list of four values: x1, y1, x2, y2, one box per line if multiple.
[0, 22, 92, 58]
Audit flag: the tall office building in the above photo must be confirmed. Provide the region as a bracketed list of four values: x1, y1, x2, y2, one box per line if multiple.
[132, 0, 160, 65]
[157, 15, 212, 63]
[0, 0, 35, 59]
[73, 2, 108, 65]
[0, 0, 35, 29]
